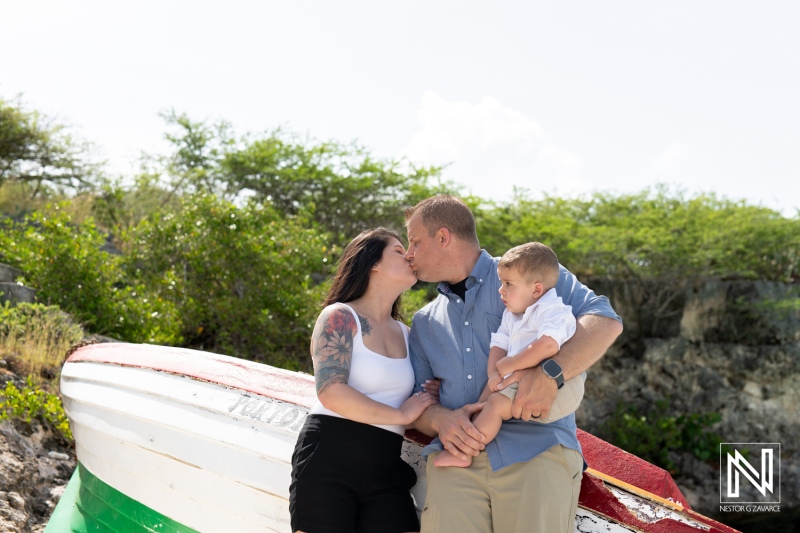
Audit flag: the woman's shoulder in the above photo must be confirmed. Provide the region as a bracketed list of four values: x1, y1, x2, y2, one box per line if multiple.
[315, 303, 359, 332]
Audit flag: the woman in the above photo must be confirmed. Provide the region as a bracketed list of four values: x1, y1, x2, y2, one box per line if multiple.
[289, 228, 437, 533]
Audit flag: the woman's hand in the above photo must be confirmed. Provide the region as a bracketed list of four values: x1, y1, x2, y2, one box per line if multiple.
[421, 378, 441, 401]
[399, 391, 437, 424]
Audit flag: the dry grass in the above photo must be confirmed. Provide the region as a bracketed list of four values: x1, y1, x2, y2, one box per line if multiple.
[0, 303, 84, 389]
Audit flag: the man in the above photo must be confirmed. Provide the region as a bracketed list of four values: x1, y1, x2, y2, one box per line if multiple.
[406, 195, 622, 533]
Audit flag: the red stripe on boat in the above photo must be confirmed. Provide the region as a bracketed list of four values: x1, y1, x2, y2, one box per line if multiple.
[67, 343, 317, 408]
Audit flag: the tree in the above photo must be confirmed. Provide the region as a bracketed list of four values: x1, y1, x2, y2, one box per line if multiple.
[0, 97, 98, 196]
[141, 112, 459, 243]
[122, 193, 334, 368]
[222, 132, 453, 241]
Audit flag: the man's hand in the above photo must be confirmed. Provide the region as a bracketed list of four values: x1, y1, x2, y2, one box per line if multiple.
[499, 367, 557, 421]
[433, 403, 486, 461]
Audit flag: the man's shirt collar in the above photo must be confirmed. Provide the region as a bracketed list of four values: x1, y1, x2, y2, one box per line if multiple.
[437, 250, 496, 295]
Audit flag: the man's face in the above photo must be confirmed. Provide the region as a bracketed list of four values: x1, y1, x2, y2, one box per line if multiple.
[405, 214, 441, 282]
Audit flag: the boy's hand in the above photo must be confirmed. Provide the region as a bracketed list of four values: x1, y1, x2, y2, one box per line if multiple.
[487, 371, 503, 392]
[495, 356, 514, 377]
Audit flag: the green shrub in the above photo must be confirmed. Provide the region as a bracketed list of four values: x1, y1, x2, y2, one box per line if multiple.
[0, 377, 72, 441]
[122, 193, 334, 369]
[399, 288, 431, 326]
[477, 187, 800, 283]
[0, 204, 182, 344]
[599, 399, 729, 474]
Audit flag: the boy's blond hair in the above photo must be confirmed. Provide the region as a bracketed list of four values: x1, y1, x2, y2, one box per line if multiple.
[498, 242, 560, 289]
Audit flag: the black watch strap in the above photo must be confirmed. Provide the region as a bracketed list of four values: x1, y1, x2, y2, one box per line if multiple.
[542, 359, 565, 389]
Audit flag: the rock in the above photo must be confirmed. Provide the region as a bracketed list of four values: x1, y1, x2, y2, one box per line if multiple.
[47, 451, 70, 461]
[580, 277, 800, 520]
[7, 493, 24, 511]
[0, 283, 37, 305]
[0, 417, 76, 531]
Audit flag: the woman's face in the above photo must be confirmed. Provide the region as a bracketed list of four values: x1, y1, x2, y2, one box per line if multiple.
[376, 237, 417, 289]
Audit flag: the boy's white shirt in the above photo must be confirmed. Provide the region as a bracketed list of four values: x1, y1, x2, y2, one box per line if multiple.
[489, 288, 577, 358]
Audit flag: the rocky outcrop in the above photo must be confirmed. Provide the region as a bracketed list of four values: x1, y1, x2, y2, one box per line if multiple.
[0, 263, 36, 305]
[577, 278, 799, 526]
[0, 418, 75, 533]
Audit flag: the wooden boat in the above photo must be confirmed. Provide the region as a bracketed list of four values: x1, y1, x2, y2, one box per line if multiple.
[46, 343, 740, 533]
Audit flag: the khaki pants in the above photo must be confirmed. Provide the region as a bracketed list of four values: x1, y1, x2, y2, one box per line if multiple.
[421, 445, 583, 533]
[498, 372, 586, 423]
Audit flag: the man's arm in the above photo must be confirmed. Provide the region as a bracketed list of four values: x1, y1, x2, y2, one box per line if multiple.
[500, 314, 622, 420]
[408, 312, 486, 461]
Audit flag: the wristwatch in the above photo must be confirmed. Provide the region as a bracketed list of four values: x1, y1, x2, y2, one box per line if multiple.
[541, 359, 564, 389]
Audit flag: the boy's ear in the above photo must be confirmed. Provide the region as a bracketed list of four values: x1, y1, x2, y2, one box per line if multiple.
[531, 282, 545, 298]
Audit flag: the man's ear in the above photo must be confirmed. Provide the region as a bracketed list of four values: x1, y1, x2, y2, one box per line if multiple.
[437, 228, 451, 247]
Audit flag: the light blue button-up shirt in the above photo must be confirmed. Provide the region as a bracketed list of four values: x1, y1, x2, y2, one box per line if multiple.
[409, 250, 622, 471]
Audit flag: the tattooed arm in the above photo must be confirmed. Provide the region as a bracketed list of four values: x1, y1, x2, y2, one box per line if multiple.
[312, 305, 435, 425]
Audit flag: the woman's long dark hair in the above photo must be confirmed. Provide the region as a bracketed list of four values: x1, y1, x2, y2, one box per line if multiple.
[324, 228, 404, 321]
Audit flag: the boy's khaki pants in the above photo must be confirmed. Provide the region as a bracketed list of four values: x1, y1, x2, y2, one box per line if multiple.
[421, 445, 583, 533]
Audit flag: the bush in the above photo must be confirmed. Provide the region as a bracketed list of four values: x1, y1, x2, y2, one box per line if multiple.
[122, 193, 334, 369]
[599, 399, 728, 474]
[0, 377, 72, 441]
[0, 204, 182, 344]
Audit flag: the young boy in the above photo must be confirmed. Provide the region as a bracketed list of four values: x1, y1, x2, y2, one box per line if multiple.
[434, 242, 584, 468]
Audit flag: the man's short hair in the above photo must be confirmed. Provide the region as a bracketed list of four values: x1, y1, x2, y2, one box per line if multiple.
[404, 195, 479, 246]
[499, 242, 561, 289]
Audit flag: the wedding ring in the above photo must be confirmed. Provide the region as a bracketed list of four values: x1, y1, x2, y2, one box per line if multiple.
[415, 392, 421, 397]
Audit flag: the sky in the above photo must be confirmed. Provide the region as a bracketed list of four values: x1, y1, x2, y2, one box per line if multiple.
[2, 1, 799, 215]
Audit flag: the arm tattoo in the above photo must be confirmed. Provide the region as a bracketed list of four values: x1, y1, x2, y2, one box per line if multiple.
[311, 307, 357, 396]
[357, 314, 372, 336]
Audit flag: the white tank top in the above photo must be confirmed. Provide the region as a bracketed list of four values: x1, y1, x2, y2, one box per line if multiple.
[309, 303, 415, 435]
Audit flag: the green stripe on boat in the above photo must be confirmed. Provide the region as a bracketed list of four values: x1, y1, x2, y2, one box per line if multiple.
[45, 463, 199, 533]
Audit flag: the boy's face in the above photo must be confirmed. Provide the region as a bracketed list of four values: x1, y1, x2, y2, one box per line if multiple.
[497, 265, 542, 314]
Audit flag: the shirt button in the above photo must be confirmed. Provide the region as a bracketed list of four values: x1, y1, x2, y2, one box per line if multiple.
[479, 279, 483, 283]
[467, 375, 473, 380]
[466, 348, 471, 352]
[464, 321, 469, 325]
[456, 299, 461, 303]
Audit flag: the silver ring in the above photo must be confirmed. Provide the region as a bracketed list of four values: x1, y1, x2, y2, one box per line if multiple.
[415, 392, 421, 397]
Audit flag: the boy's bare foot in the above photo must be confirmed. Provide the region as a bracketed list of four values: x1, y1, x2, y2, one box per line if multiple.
[433, 450, 472, 468]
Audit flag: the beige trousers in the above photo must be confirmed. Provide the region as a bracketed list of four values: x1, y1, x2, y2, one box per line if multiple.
[421, 445, 583, 533]
[498, 371, 586, 423]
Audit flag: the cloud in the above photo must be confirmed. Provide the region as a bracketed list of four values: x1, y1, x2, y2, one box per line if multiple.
[402, 91, 584, 200]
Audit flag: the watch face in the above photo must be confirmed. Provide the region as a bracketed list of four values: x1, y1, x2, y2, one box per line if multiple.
[542, 359, 562, 378]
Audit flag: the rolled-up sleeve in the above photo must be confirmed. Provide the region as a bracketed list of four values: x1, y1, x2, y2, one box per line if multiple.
[556, 265, 622, 324]
[536, 305, 577, 348]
